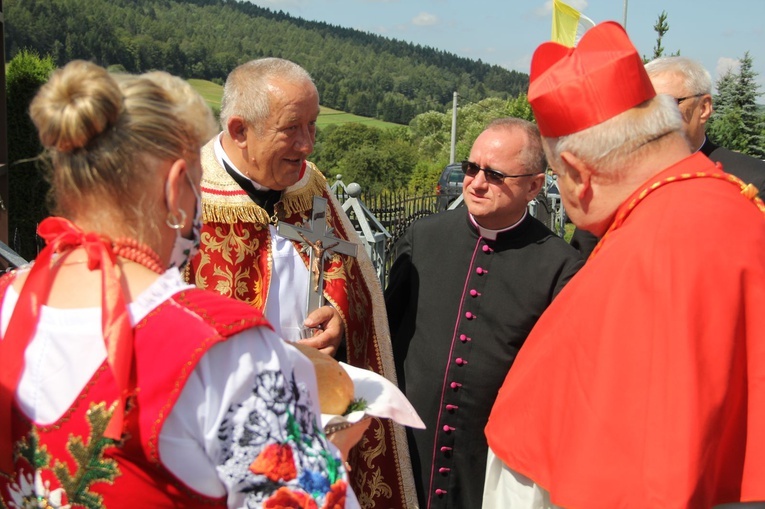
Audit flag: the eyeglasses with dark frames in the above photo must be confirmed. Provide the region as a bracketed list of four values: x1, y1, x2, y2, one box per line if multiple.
[675, 93, 704, 105]
[461, 161, 539, 184]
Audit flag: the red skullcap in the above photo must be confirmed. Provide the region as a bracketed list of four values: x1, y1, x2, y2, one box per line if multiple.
[529, 21, 656, 138]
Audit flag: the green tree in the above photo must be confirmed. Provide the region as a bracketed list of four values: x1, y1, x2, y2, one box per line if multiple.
[408, 96, 529, 169]
[642, 11, 679, 63]
[407, 159, 448, 193]
[6, 50, 56, 260]
[313, 123, 381, 174]
[5, 0, 529, 125]
[335, 140, 414, 195]
[313, 123, 416, 194]
[733, 53, 765, 158]
[506, 93, 534, 122]
[650, 11, 668, 61]
[708, 53, 765, 158]
[406, 94, 535, 192]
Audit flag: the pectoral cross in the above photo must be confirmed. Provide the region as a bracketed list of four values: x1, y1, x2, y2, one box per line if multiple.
[277, 196, 359, 317]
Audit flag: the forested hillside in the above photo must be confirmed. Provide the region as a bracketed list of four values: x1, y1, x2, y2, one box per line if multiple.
[5, 0, 529, 124]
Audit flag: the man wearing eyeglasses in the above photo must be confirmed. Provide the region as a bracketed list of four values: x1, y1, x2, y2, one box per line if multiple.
[384, 117, 583, 509]
[646, 55, 765, 198]
[571, 55, 765, 259]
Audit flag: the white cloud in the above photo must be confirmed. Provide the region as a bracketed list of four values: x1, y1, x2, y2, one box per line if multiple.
[716, 57, 740, 79]
[412, 12, 439, 27]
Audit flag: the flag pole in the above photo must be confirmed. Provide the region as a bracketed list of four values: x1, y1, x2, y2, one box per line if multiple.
[622, 0, 628, 30]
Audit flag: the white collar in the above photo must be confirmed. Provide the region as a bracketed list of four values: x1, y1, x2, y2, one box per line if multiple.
[469, 209, 527, 241]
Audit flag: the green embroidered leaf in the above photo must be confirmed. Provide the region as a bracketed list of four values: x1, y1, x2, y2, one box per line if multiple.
[15, 427, 51, 469]
[286, 410, 302, 443]
[53, 401, 121, 509]
[319, 448, 342, 484]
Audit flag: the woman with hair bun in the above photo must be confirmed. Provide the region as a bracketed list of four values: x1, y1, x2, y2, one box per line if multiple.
[0, 61, 360, 508]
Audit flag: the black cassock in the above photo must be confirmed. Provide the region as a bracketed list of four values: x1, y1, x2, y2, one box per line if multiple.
[385, 207, 582, 509]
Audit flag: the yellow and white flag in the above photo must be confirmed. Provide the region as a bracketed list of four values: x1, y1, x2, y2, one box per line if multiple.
[551, 0, 595, 47]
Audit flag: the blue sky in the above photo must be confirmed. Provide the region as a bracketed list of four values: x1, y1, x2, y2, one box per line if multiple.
[248, 0, 765, 92]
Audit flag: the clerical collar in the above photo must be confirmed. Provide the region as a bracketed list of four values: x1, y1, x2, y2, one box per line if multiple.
[469, 209, 527, 241]
[213, 133, 281, 215]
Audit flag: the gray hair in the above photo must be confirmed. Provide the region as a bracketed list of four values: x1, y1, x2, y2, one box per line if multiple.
[645, 56, 712, 95]
[219, 57, 316, 131]
[485, 117, 547, 174]
[543, 94, 683, 177]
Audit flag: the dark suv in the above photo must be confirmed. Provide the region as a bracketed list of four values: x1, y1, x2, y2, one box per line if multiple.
[436, 162, 464, 210]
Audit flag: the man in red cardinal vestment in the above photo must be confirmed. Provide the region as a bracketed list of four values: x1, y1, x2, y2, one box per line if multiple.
[187, 58, 418, 508]
[484, 21, 765, 509]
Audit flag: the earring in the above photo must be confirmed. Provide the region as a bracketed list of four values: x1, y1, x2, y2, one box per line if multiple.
[166, 209, 187, 230]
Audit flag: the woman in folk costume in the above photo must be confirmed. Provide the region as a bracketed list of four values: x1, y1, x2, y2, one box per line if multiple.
[0, 60, 360, 509]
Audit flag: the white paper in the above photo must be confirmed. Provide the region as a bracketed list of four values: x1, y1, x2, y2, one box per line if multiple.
[321, 362, 425, 431]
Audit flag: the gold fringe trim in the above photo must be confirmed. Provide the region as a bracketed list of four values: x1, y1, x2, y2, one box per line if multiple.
[281, 168, 329, 219]
[203, 201, 271, 225]
[203, 163, 329, 225]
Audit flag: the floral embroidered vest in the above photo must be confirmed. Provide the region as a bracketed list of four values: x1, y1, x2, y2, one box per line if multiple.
[0, 278, 269, 509]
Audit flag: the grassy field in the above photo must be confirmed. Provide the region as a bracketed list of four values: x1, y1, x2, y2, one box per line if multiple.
[188, 79, 223, 111]
[188, 79, 402, 130]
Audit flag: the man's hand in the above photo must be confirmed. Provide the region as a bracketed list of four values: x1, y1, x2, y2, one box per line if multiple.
[299, 305, 344, 356]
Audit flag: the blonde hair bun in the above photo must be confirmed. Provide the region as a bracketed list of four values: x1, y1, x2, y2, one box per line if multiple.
[30, 60, 123, 153]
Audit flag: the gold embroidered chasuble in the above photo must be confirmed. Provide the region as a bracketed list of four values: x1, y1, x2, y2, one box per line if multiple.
[188, 138, 418, 508]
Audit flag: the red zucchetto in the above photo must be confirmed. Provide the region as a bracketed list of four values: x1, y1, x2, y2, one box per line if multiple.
[529, 21, 656, 138]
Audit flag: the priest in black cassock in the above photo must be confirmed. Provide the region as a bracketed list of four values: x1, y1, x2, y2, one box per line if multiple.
[385, 117, 583, 509]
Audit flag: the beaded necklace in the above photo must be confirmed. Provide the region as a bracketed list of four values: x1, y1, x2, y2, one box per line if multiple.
[57, 238, 165, 274]
[112, 237, 164, 274]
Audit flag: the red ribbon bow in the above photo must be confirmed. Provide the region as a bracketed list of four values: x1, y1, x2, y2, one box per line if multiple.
[0, 217, 134, 474]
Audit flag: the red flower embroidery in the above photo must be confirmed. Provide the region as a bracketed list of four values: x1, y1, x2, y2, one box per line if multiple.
[321, 480, 348, 509]
[250, 443, 297, 482]
[264, 487, 318, 509]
